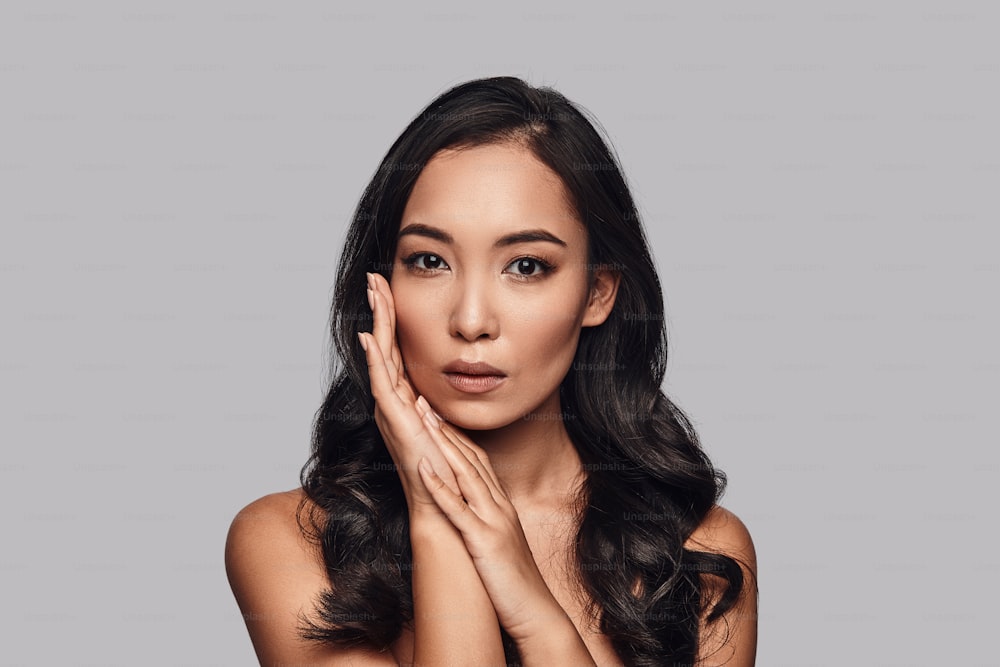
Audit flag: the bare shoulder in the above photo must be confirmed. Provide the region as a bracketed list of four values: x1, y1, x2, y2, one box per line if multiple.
[685, 505, 757, 570]
[227, 487, 321, 547]
[225, 488, 321, 592]
[225, 488, 398, 666]
[228, 487, 313, 540]
[684, 505, 759, 667]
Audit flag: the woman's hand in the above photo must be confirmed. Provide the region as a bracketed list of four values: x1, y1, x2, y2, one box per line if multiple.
[415, 413, 570, 643]
[359, 271, 461, 514]
[364, 272, 574, 646]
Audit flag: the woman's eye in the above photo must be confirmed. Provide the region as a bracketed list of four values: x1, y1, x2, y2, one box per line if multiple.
[404, 253, 449, 272]
[505, 257, 550, 277]
[419, 254, 445, 270]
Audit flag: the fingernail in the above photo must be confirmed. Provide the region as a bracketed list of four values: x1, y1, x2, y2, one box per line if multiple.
[366, 272, 374, 289]
[357, 331, 368, 351]
[366, 287, 374, 311]
[416, 395, 429, 412]
[422, 409, 439, 430]
[418, 457, 436, 476]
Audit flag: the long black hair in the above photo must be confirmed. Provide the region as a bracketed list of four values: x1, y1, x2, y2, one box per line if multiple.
[296, 76, 751, 665]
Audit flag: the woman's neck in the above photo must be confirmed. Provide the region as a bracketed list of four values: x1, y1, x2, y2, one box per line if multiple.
[458, 411, 586, 511]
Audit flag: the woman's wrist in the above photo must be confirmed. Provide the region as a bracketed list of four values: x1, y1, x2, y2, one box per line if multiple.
[513, 609, 597, 666]
[408, 506, 463, 542]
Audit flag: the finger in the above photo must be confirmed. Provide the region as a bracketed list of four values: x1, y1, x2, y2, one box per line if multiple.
[417, 399, 506, 499]
[415, 395, 434, 420]
[439, 422, 506, 496]
[359, 331, 405, 408]
[372, 273, 405, 379]
[392, 343, 404, 382]
[368, 272, 396, 356]
[424, 411, 502, 511]
[411, 409, 465, 496]
[415, 399, 475, 489]
[367, 273, 401, 382]
[364, 335, 426, 449]
[360, 334, 466, 500]
[442, 430, 506, 507]
[371, 272, 397, 335]
[417, 457, 484, 531]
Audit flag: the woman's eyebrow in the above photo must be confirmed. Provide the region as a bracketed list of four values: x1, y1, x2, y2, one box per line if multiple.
[495, 230, 567, 248]
[397, 223, 567, 248]
[397, 223, 452, 243]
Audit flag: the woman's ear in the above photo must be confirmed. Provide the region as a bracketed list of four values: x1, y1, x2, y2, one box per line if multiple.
[581, 267, 621, 327]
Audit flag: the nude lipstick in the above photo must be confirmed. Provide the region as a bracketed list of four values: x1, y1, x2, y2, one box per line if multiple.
[442, 360, 507, 394]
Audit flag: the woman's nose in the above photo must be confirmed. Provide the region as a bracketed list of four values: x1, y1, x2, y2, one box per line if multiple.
[449, 277, 500, 342]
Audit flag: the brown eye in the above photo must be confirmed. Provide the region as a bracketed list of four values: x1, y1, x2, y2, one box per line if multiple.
[420, 254, 444, 270]
[505, 257, 550, 277]
[402, 252, 449, 273]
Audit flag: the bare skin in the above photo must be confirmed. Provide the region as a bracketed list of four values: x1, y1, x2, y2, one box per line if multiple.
[225, 142, 758, 665]
[225, 488, 756, 665]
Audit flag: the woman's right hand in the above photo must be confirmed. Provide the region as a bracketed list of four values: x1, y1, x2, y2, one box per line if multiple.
[359, 271, 461, 515]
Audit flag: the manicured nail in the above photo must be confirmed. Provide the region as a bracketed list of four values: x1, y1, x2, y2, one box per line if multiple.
[416, 395, 429, 413]
[418, 457, 435, 477]
[357, 331, 368, 351]
[422, 408, 439, 430]
[366, 287, 374, 311]
[366, 272, 374, 290]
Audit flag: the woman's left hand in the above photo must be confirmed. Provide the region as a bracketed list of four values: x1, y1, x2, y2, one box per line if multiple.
[414, 407, 570, 643]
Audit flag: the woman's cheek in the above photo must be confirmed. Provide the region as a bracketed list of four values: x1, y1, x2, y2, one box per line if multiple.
[514, 301, 585, 348]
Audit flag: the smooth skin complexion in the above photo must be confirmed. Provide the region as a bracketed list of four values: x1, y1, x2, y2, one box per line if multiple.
[225, 141, 758, 665]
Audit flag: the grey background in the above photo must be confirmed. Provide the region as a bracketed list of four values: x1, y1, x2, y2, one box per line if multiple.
[2, 1, 996, 665]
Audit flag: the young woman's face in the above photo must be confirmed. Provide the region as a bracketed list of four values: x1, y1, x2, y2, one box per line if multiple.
[390, 141, 616, 431]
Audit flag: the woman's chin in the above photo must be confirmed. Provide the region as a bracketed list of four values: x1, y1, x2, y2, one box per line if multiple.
[419, 386, 565, 434]
[436, 412, 511, 433]
[427, 400, 519, 433]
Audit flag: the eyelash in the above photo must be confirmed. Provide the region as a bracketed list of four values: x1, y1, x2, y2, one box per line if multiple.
[400, 252, 555, 280]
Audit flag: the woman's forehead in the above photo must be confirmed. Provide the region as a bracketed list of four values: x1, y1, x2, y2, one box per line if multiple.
[399, 143, 583, 246]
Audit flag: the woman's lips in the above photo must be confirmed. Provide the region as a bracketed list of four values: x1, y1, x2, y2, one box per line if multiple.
[443, 372, 507, 393]
[442, 360, 507, 394]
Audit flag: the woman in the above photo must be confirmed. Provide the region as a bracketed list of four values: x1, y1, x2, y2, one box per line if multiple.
[226, 76, 758, 666]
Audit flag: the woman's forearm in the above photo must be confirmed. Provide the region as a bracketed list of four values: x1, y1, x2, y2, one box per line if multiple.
[409, 511, 506, 666]
[513, 603, 597, 667]
[408, 512, 600, 666]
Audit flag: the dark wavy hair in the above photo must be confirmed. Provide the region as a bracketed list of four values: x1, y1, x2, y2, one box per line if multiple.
[296, 76, 751, 665]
